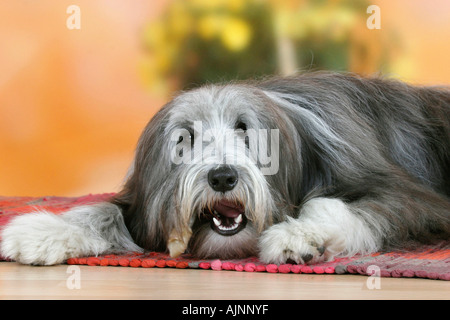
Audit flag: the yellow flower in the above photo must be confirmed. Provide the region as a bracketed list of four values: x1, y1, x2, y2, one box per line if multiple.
[198, 14, 222, 40]
[227, 0, 246, 12]
[169, 1, 193, 40]
[190, 0, 225, 10]
[307, 7, 332, 33]
[220, 17, 252, 52]
[190, 0, 246, 12]
[143, 21, 166, 48]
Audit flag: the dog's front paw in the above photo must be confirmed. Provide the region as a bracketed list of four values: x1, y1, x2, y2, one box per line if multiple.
[258, 217, 345, 265]
[0, 212, 103, 265]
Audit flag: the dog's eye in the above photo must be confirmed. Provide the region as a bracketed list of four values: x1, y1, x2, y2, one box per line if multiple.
[176, 130, 194, 158]
[236, 121, 247, 132]
[177, 131, 194, 148]
[235, 121, 249, 149]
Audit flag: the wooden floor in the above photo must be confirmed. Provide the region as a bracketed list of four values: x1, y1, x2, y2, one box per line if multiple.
[0, 262, 448, 300]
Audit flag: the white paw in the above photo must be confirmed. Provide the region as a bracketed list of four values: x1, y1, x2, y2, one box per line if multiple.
[0, 212, 109, 265]
[258, 217, 345, 265]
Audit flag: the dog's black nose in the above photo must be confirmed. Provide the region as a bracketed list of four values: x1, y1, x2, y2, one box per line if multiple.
[208, 166, 238, 192]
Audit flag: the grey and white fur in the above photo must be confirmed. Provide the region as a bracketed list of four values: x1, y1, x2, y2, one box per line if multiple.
[1, 72, 449, 265]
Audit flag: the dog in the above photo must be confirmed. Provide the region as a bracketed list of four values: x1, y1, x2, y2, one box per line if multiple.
[1, 72, 449, 266]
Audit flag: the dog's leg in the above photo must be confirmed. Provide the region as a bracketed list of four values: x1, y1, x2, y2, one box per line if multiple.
[258, 197, 384, 264]
[0, 202, 141, 265]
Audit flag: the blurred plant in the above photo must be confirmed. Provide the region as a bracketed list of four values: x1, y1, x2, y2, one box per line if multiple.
[141, 0, 397, 95]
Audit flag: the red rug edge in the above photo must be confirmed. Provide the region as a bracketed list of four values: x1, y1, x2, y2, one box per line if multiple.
[1, 194, 449, 280]
[64, 249, 450, 281]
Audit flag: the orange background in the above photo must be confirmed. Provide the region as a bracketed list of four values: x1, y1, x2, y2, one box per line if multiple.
[0, 0, 449, 197]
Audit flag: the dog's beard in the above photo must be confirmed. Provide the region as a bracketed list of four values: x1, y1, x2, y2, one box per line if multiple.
[173, 160, 275, 259]
[188, 222, 259, 259]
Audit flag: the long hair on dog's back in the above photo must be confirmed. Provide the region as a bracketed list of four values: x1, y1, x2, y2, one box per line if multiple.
[1, 72, 449, 265]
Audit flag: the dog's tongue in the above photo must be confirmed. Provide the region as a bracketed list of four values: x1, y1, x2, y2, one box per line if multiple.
[213, 200, 244, 218]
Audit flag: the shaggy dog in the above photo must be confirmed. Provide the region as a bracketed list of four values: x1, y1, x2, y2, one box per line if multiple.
[1, 72, 449, 265]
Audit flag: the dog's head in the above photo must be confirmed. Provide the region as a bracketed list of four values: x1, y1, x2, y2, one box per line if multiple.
[114, 83, 307, 259]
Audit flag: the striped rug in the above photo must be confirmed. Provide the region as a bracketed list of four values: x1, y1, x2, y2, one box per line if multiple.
[1, 194, 449, 280]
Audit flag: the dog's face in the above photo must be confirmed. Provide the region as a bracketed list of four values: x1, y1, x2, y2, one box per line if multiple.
[118, 84, 303, 259]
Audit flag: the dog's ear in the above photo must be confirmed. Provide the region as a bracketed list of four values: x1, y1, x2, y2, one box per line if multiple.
[112, 102, 175, 251]
[254, 90, 306, 216]
[259, 89, 333, 214]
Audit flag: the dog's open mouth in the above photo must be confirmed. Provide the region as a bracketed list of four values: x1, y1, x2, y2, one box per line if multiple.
[205, 199, 247, 236]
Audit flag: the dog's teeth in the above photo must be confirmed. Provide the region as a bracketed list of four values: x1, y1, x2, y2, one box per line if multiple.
[213, 213, 241, 232]
[213, 217, 221, 227]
